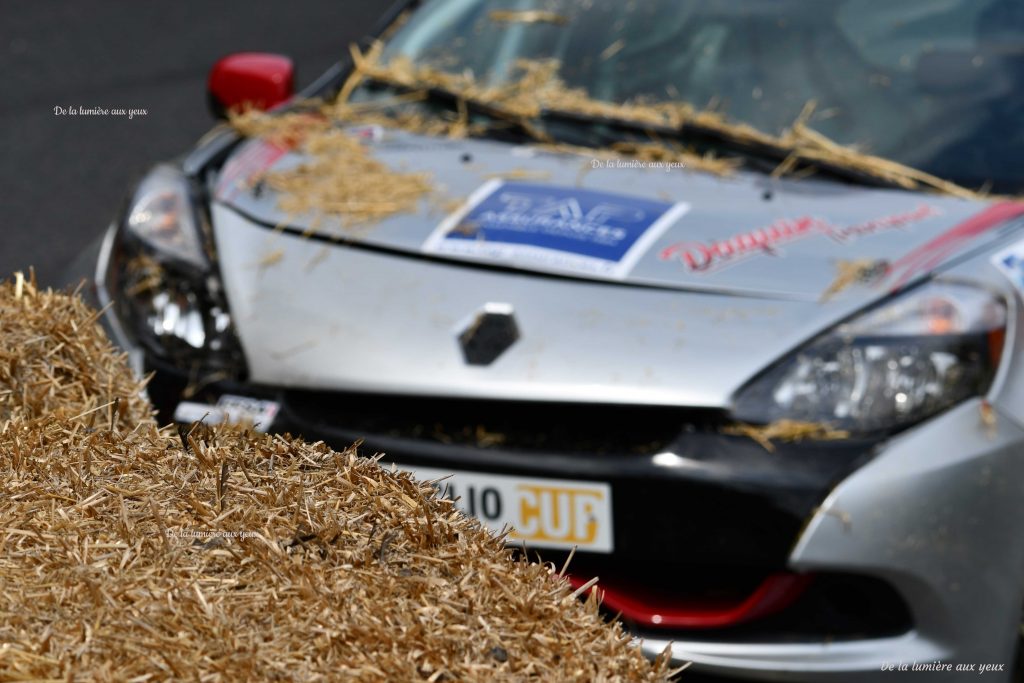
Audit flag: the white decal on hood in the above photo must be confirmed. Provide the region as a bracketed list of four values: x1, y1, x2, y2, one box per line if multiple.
[423, 180, 690, 279]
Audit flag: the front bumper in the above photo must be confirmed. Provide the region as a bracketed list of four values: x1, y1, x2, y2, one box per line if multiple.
[141, 368, 1024, 682]
[65, 230, 1024, 681]
[646, 399, 1024, 682]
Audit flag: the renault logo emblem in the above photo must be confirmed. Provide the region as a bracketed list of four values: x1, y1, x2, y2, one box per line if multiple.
[458, 303, 520, 366]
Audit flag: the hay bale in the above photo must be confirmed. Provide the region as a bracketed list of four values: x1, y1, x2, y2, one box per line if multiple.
[0, 281, 675, 682]
[0, 273, 152, 429]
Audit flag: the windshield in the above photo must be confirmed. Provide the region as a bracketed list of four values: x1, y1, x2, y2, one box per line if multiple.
[382, 0, 1024, 193]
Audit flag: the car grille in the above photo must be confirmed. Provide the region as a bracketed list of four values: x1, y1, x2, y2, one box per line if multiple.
[280, 390, 723, 456]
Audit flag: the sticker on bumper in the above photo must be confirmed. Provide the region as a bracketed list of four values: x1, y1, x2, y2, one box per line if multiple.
[424, 180, 689, 279]
[397, 465, 614, 553]
[992, 238, 1024, 292]
[173, 395, 280, 432]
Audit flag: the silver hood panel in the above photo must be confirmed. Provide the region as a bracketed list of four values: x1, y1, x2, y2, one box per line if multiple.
[215, 129, 1015, 300]
[211, 131, 1024, 405]
[213, 202, 958, 407]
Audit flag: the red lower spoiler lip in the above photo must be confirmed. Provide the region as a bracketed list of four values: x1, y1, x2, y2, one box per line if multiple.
[568, 572, 814, 630]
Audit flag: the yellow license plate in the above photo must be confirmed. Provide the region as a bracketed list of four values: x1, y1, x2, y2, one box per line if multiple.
[398, 466, 613, 553]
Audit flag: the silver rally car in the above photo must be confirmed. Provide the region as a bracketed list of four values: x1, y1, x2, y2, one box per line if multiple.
[68, 0, 1024, 680]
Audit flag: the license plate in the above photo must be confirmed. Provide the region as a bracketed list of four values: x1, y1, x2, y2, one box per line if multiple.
[396, 465, 613, 553]
[173, 395, 280, 432]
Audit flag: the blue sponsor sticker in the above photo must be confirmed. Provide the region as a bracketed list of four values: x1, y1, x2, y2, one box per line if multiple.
[424, 181, 689, 279]
[992, 240, 1024, 292]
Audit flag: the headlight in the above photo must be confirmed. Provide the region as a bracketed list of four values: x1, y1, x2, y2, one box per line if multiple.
[732, 282, 1006, 434]
[107, 164, 246, 381]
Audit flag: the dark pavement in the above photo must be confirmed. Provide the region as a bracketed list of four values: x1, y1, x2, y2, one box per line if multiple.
[0, 1, 382, 286]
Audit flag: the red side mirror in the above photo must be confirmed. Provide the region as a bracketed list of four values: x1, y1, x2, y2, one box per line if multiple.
[207, 53, 295, 118]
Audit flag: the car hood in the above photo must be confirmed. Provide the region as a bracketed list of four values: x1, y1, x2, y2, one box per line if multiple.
[209, 129, 1024, 406]
[214, 128, 1021, 301]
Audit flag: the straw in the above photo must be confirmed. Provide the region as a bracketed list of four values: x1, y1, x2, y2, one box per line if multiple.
[0, 274, 152, 429]
[488, 10, 569, 26]
[228, 48, 985, 230]
[0, 280, 677, 681]
[723, 420, 851, 452]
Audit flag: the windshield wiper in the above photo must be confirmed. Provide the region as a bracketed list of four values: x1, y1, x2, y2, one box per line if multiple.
[356, 75, 930, 193]
[356, 79, 544, 145]
[532, 107, 905, 190]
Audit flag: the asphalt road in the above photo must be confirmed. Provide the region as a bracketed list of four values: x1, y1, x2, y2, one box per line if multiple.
[0, 0, 383, 286]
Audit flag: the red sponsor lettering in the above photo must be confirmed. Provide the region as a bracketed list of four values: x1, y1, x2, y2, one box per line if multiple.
[659, 205, 941, 272]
